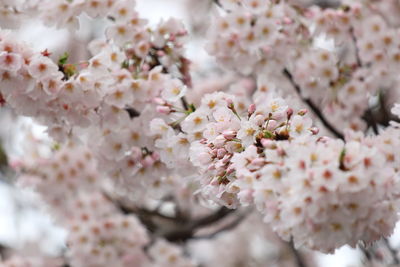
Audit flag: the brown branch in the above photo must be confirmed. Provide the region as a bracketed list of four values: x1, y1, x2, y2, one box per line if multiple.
[193, 209, 249, 239]
[283, 69, 344, 140]
[383, 238, 400, 265]
[161, 207, 235, 242]
[112, 195, 236, 242]
[350, 27, 362, 68]
[362, 108, 379, 135]
[288, 240, 307, 267]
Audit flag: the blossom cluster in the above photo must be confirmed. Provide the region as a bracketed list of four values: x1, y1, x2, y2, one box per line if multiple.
[13, 141, 195, 267]
[1, 0, 400, 260]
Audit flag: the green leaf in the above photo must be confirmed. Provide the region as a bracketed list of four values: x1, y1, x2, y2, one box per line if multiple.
[58, 52, 69, 65]
[263, 130, 274, 139]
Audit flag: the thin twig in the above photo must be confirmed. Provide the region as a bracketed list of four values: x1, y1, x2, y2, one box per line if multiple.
[112, 194, 236, 242]
[350, 27, 362, 68]
[193, 209, 249, 239]
[363, 108, 379, 135]
[359, 243, 373, 262]
[283, 69, 344, 140]
[212, 0, 223, 8]
[383, 238, 400, 265]
[288, 240, 307, 267]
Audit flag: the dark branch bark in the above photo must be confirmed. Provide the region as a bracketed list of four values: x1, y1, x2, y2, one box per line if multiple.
[162, 207, 235, 242]
[193, 210, 248, 239]
[383, 238, 400, 265]
[283, 69, 344, 140]
[363, 109, 379, 135]
[288, 240, 307, 267]
[350, 27, 362, 68]
[113, 196, 236, 242]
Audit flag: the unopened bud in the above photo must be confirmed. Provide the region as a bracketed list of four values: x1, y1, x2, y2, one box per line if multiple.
[156, 50, 165, 57]
[223, 130, 236, 140]
[251, 158, 264, 167]
[226, 166, 235, 174]
[248, 104, 256, 116]
[310, 127, 319, 135]
[286, 108, 293, 119]
[151, 152, 160, 161]
[222, 154, 231, 164]
[141, 155, 155, 167]
[141, 63, 150, 72]
[156, 105, 171, 114]
[217, 148, 227, 159]
[153, 97, 166, 105]
[283, 17, 293, 24]
[226, 98, 234, 109]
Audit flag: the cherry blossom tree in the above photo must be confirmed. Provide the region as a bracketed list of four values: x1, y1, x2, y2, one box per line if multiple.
[1, 0, 400, 266]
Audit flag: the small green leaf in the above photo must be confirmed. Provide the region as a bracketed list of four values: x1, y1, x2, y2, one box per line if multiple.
[263, 130, 274, 139]
[58, 52, 69, 65]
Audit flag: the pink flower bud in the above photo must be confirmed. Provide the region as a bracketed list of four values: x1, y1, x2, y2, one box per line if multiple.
[210, 148, 218, 157]
[226, 98, 234, 109]
[141, 155, 155, 167]
[217, 148, 227, 159]
[226, 165, 235, 174]
[310, 127, 319, 135]
[223, 130, 236, 140]
[248, 104, 256, 115]
[156, 50, 165, 57]
[151, 152, 160, 161]
[286, 108, 293, 119]
[251, 158, 264, 167]
[222, 154, 231, 164]
[208, 164, 216, 171]
[283, 17, 293, 24]
[153, 97, 166, 105]
[141, 63, 150, 72]
[156, 105, 171, 114]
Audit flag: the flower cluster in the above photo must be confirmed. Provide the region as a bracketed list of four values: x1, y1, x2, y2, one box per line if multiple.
[185, 91, 316, 208]
[15, 140, 195, 266]
[206, 0, 303, 76]
[2, 0, 400, 260]
[234, 135, 400, 252]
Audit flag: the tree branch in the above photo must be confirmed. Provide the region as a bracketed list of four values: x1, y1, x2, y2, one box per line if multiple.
[383, 237, 400, 265]
[112, 195, 237, 242]
[192, 209, 248, 239]
[288, 240, 307, 267]
[283, 69, 344, 140]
